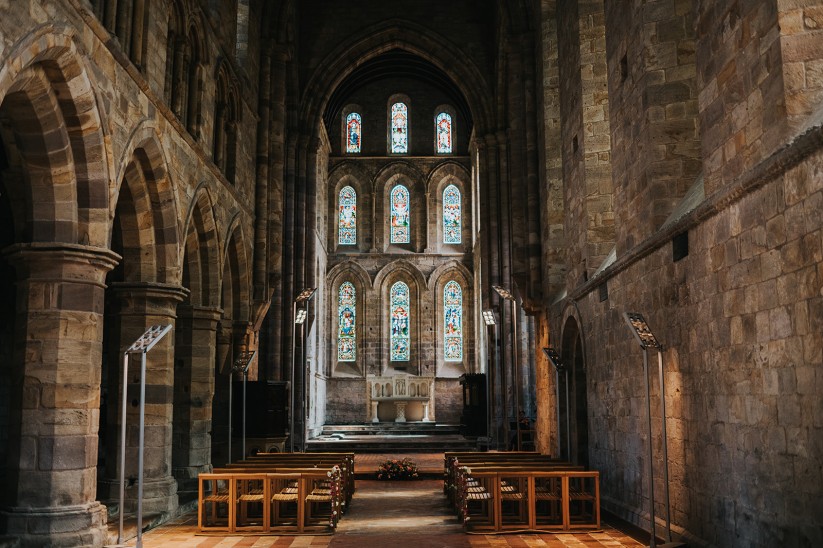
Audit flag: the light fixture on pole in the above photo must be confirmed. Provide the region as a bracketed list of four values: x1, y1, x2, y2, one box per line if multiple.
[114, 324, 172, 548]
[482, 309, 497, 449]
[290, 288, 316, 453]
[229, 350, 256, 462]
[543, 347, 569, 460]
[623, 312, 683, 548]
[492, 285, 520, 450]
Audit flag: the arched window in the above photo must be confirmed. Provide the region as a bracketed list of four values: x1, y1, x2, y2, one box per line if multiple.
[346, 113, 362, 154]
[338, 186, 357, 244]
[390, 102, 408, 154]
[436, 112, 452, 154]
[444, 281, 463, 361]
[390, 184, 410, 244]
[390, 281, 410, 361]
[443, 184, 461, 244]
[338, 282, 356, 362]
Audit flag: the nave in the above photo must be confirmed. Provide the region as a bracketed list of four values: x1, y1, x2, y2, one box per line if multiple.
[120, 454, 644, 548]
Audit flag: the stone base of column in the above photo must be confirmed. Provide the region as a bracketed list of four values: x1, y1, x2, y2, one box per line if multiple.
[98, 476, 178, 518]
[0, 502, 107, 548]
[173, 465, 211, 504]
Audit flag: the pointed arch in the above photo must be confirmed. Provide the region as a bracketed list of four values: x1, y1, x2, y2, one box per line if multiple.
[181, 184, 220, 306]
[222, 215, 251, 323]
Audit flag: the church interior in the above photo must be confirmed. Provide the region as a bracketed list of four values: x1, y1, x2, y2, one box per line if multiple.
[0, 0, 821, 546]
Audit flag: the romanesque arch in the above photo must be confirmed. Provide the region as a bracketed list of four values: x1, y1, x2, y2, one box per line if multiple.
[429, 260, 475, 377]
[327, 161, 372, 254]
[426, 161, 471, 253]
[374, 161, 427, 253]
[0, 26, 116, 545]
[326, 260, 372, 377]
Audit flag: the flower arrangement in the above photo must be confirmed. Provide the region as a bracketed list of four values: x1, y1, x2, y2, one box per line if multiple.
[376, 457, 419, 480]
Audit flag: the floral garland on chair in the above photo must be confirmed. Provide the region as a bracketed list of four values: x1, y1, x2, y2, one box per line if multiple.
[376, 457, 419, 480]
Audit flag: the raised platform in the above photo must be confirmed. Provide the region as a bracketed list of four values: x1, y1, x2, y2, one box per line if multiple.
[306, 423, 478, 452]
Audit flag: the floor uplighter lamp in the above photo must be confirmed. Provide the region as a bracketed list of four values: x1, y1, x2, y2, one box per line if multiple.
[623, 312, 684, 548]
[492, 285, 519, 450]
[229, 350, 256, 462]
[290, 287, 316, 453]
[542, 347, 569, 460]
[482, 309, 497, 448]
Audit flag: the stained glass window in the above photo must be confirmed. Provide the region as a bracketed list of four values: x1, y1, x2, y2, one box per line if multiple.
[338, 282, 356, 361]
[346, 112, 361, 154]
[338, 186, 357, 245]
[391, 102, 408, 154]
[390, 184, 410, 244]
[436, 112, 452, 153]
[390, 281, 410, 361]
[444, 281, 463, 361]
[443, 184, 461, 244]
[443, 281, 463, 362]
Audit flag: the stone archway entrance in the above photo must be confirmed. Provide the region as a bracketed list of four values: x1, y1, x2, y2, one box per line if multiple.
[561, 316, 589, 467]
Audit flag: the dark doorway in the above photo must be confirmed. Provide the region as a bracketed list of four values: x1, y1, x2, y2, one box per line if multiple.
[561, 317, 589, 467]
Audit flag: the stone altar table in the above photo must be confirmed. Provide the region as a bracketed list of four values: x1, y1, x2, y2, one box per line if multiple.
[366, 374, 435, 423]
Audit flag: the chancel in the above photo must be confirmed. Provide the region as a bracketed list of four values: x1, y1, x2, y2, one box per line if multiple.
[0, 1, 821, 547]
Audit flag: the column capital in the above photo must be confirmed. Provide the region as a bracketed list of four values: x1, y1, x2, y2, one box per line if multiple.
[2, 242, 120, 285]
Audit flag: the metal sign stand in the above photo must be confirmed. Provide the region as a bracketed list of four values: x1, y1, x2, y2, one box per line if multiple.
[229, 350, 256, 462]
[110, 324, 172, 548]
[623, 313, 685, 548]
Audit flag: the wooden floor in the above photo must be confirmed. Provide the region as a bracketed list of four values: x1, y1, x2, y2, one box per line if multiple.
[122, 477, 645, 547]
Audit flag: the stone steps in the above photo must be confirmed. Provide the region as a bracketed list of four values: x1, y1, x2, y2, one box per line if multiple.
[306, 423, 477, 453]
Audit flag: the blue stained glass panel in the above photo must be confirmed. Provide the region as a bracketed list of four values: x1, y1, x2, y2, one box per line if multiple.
[346, 112, 361, 153]
[338, 282, 356, 361]
[443, 184, 461, 244]
[390, 184, 410, 244]
[338, 186, 357, 245]
[391, 102, 408, 154]
[444, 281, 463, 361]
[390, 281, 410, 361]
[436, 112, 452, 154]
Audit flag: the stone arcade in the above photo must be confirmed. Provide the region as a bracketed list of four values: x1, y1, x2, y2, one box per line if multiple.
[0, 1, 821, 547]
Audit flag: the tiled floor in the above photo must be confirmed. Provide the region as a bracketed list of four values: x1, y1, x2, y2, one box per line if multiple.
[124, 476, 644, 547]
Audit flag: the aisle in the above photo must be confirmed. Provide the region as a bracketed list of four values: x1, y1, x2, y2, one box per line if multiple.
[124, 479, 644, 547]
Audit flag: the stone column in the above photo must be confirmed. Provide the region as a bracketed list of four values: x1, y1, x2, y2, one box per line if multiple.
[0, 243, 119, 548]
[103, 281, 187, 517]
[172, 305, 221, 502]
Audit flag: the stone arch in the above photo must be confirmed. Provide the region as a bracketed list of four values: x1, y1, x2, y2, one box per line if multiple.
[222, 215, 252, 324]
[374, 260, 428, 376]
[429, 261, 474, 377]
[374, 161, 427, 252]
[559, 308, 589, 467]
[328, 161, 371, 253]
[180, 184, 220, 307]
[387, 93, 412, 155]
[113, 124, 181, 284]
[0, 25, 111, 247]
[426, 161, 472, 253]
[433, 104, 457, 154]
[298, 19, 493, 137]
[326, 260, 372, 377]
[213, 60, 240, 182]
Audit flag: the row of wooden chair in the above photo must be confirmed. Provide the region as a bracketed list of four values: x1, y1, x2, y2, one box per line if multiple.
[198, 452, 354, 534]
[444, 452, 600, 533]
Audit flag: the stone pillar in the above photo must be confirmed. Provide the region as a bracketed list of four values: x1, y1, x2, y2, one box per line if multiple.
[0, 243, 119, 548]
[172, 305, 221, 502]
[102, 282, 187, 517]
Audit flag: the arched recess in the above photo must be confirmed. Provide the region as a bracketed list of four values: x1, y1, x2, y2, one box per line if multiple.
[172, 185, 220, 503]
[0, 28, 114, 537]
[212, 217, 251, 465]
[374, 260, 428, 376]
[433, 104, 457, 155]
[326, 260, 372, 377]
[429, 261, 475, 377]
[341, 104, 363, 154]
[374, 162, 427, 253]
[560, 314, 589, 467]
[427, 161, 472, 253]
[387, 93, 411, 155]
[327, 162, 371, 253]
[298, 19, 493, 138]
[213, 61, 239, 183]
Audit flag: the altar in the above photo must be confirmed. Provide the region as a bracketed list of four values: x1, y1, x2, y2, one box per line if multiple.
[366, 374, 435, 423]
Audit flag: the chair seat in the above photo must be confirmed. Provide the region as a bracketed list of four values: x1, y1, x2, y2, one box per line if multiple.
[204, 494, 230, 503]
[467, 486, 487, 493]
[238, 494, 264, 502]
[501, 492, 524, 500]
[467, 492, 492, 500]
[272, 493, 298, 501]
[306, 494, 331, 502]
